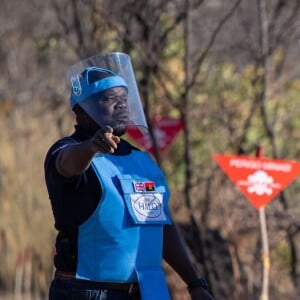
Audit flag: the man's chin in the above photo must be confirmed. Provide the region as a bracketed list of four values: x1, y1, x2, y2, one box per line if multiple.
[113, 125, 127, 136]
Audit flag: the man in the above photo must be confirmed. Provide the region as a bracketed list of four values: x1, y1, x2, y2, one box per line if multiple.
[44, 52, 214, 300]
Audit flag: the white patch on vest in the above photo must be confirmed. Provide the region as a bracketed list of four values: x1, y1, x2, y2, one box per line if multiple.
[130, 193, 167, 222]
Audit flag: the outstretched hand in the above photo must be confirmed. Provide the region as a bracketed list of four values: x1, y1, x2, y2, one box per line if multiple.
[90, 126, 120, 154]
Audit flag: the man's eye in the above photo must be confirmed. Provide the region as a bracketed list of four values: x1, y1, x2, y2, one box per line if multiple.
[119, 97, 128, 102]
[101, 96, 127, 102]
[100, 97, 114, 102]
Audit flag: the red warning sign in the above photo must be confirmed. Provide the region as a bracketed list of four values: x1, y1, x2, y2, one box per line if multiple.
[126, 117, 183, 154]
[214, 154, 300, 209]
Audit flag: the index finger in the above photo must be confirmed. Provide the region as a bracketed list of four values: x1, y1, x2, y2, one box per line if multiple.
[102, 125, 113, 134]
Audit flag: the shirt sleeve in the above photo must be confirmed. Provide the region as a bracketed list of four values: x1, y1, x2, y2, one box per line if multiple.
[44, 138, 78, 184]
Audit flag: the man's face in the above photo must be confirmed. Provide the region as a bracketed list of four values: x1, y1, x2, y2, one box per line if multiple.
[80, 87, 129, 136]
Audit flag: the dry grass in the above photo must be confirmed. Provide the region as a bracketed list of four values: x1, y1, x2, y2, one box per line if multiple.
[0, 105, 70, 292]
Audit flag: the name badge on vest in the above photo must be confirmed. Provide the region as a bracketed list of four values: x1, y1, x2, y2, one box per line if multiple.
[118, 175, 171, 225]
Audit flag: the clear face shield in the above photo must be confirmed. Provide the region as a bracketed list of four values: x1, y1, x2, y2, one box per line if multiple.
[67, 52, 148, 135]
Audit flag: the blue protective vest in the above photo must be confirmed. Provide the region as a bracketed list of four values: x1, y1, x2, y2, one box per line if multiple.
[75, 149, 172, 300]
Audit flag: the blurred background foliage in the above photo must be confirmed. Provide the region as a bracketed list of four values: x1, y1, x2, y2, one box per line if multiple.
[0, 0, 300, 299]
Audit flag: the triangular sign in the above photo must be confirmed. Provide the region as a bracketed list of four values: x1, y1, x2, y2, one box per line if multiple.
[214, 154, 300, 209]
[127, 117, 183, 154]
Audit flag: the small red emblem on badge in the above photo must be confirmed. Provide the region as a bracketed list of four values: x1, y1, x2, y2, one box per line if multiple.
[145, 181, 155, 191]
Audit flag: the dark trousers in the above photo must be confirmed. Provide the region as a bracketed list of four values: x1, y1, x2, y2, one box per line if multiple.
[49, 279, 142, 300]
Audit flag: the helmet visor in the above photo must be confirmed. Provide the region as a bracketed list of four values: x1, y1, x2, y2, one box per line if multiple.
[67, 52, 148, 135]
